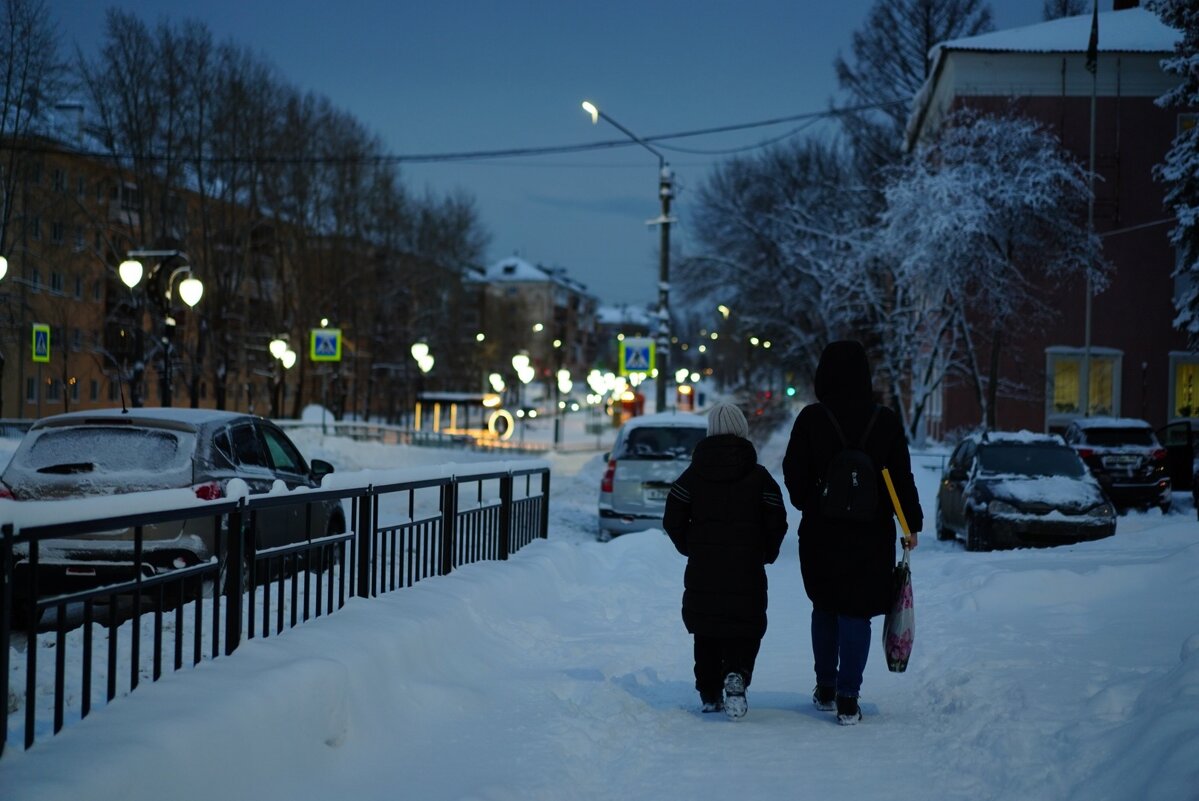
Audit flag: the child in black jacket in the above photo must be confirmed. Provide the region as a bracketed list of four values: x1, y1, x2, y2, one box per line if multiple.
[662, 402, 788, 719]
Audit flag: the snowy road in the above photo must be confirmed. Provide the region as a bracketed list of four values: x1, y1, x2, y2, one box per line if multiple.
[3, 425, 1198, 801]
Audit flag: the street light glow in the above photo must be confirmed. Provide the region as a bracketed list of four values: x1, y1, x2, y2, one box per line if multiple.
[0, 255, 7, 282]
[178, 276, 204, 307]
[280, 349, 297, 370]
[269, 338, 288, 359]
[119, 259, 144, 289]
[411, 342, 430, 361]
[581, 100, 599, 124]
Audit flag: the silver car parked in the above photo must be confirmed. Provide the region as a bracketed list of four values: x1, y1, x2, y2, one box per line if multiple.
[597, 412, 708, 540]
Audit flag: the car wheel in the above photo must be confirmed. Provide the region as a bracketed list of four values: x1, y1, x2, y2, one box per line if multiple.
[935, 511, 954, 541]
[1160, 502, 1171, 515]
[965, 517, 988, 552]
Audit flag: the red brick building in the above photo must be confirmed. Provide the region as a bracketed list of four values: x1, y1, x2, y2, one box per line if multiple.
[907, 4, 1192, 436]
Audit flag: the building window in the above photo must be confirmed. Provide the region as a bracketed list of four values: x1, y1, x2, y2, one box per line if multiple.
[74, 274, 83, 298]
[108, 380, 120, 402]
[93, 279, 103, 301]
[26, 377, 36, 403]
[50, 271, 64, 293]
[28, 162, 41, 185]
[90, 379, 99, 401]
[29, 216, 40, 240]
[52, 169, 65, 192]
[70, 379, 79, 402]
[29, 268, 40, 292]
[72, 327, 82, 351]
[1045, 347, 1122, 430]
[1168, 352, 1199, 420]
[47, 379, 61, 402]
[77, 175, 86, 199]
[74, 226, 85, 252]
[51, 221, 64, 244]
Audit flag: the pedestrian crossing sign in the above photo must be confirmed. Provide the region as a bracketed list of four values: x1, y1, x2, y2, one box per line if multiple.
[32, 323, 50, 363]
[310, 328, 342, 362]
[619, 337, 654, 375]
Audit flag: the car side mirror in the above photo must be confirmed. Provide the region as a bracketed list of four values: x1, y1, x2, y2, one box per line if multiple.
[947, 466, 967, 481]
[310, 459, 335, 481]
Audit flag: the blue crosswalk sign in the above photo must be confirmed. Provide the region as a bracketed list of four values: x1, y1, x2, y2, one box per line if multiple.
[310, 328, 342, 362]
[32, 323, 50, 363]
[619, 337, 654, 375]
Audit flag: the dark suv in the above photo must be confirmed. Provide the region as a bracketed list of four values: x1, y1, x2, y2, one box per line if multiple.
[1062, 417, 1171, 513]
[936, 431, 1116, 551]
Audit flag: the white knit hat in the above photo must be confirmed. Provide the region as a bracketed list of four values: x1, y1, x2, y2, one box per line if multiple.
[707, 402, 749, 439]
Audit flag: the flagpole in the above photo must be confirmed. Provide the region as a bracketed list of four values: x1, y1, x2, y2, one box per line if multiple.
[1081, 0, 1098, 419]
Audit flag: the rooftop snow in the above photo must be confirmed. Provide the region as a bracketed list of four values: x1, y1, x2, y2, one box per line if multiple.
[932, 7, 1178, 60]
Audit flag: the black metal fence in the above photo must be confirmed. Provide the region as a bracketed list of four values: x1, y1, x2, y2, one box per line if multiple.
[0, 464, 550, 756]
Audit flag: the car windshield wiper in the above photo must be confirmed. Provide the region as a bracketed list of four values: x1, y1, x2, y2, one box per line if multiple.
[36, 462, 96, 474]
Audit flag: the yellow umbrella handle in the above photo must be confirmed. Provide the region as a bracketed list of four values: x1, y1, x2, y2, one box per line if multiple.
[882, 468, 912, 548]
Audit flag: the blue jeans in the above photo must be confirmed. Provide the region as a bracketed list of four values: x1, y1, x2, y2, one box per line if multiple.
[811, 609, 871, 698]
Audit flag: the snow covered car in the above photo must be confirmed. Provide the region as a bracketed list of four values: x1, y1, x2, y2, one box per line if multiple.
[1, 408, 345, 599]
[1156, 418, 1199, 518]
[1062, 417, 1172, 513]
[935, 431, 1116, 551]
[597, 412, 708, 540]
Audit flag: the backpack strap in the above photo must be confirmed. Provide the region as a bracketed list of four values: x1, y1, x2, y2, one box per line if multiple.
[819, 403, 879, 450]
[819, 403, 848, 447]
[858, 405, 880, 449]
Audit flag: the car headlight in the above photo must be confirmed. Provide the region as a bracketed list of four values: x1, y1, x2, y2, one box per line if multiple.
[988, 500, 1020, 516]
[1087, 502, 1115, 518]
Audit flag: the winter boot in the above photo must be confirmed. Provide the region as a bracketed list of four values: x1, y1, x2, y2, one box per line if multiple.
[700, 693, 723, 713]
[836, 695, 862, 726]
[812, 685, 836, 711]
[723, 672, 748, 720]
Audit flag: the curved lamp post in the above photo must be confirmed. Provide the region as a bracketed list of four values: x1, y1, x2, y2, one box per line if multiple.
[411, 342, 434, 430]
[119, 250, 204, 407]
[582, 100, 674, 413]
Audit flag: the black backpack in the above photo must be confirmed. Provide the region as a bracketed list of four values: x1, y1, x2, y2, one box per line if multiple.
[818, 404, 881, 523]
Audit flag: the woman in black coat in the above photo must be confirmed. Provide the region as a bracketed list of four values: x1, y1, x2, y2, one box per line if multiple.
[663, 402, 788, 719]
[782, 340, 922, 725]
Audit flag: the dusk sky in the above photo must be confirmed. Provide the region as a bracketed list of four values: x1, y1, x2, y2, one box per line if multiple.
[56, 0, 1054, 307]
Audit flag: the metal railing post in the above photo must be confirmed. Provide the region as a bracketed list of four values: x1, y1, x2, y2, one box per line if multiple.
[1, 523, 11, 758]
[440, 480, 457, 576]
[224, 503, 244, 656]
[539, 469, 551, 539]
[356, 491, 374, 599]
[498, 473, 513, 561]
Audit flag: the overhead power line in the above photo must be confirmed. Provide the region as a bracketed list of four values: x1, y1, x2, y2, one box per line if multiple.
[16, 100, 907, 166]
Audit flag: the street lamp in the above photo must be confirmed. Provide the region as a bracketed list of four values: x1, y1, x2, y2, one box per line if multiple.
[118, 249, 204, 407]
[268, 337, 297, 417]
[411, 342, 434, 430]
[581, 99, 674, 414]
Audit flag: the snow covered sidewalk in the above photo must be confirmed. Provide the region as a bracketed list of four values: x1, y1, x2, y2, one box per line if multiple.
[2, 435, 1199, 800]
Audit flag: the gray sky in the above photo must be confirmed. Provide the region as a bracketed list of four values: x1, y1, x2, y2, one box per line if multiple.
[55, 0, 1051, 306]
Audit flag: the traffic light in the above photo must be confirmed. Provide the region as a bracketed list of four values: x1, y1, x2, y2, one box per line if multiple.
[785, 386, 796, 397]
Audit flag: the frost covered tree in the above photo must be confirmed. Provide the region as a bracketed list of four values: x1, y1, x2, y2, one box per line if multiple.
[875, 109, 1105, 430]
[1147, 0, 1199, 346]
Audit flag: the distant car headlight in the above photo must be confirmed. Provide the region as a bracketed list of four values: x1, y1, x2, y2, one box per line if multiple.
[1087, 502, 1115, 518]
[988, 500, 1021, 516]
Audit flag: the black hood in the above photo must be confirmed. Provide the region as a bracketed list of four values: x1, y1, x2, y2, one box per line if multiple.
[814, 340, 873, 409]
[690, 434, 757, 483]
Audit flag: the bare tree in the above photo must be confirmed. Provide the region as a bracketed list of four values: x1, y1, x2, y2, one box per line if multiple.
[1043, 0, 1087, 20]
[834, 0, 993, 181]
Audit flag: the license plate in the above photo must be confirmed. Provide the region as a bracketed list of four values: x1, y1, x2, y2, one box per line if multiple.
[643, 487, 669, 502]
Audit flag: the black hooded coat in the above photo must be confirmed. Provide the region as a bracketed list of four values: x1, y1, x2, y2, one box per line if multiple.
[782, 341, 924, 618]
[662, 434, 788, 639]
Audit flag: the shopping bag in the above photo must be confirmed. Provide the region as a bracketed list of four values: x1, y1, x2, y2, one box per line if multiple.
[881, 468, 914, 672]
[883, 547, 914, 672]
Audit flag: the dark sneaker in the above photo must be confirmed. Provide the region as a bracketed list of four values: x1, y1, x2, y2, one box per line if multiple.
[700, 695, 723, 713]
[813, 685, 836, 711]
[723, 672, 747, 720]
[836, 695, 862, 726]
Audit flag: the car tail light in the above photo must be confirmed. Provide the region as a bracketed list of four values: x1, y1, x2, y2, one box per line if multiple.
[1077, 448, 1095, 459]
[601, 460, 617, 493]
[0, 486, 13, 500]
[194, 481, 223, 500]
[1152, 448, 1168, 462]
